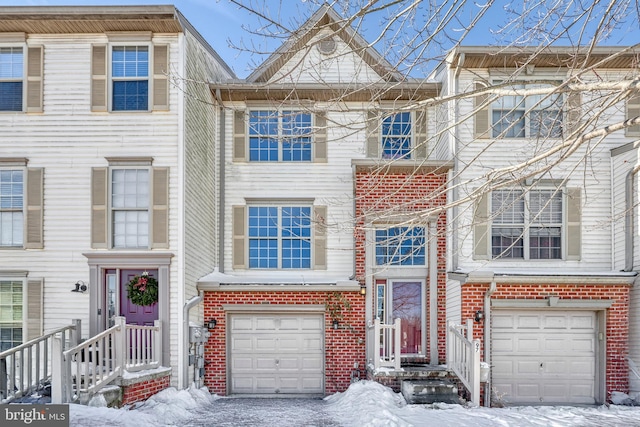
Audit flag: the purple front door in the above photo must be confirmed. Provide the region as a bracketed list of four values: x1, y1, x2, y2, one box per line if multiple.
[120, 269, 159, 326]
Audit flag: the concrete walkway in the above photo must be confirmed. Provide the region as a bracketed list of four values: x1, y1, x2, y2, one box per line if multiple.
[184, 397, 344, 427]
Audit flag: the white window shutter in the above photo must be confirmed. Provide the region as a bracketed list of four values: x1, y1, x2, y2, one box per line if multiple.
[25, 279, 43, 341]
[26, 46, 43, 113]
[627, 94, 640, 137]
[314, 112, 328, 163]
[474, 82, 490, 139]
[25, 168, 44, 249]
[232, 206, 246, 268]
[91, 167, 109, 248]
[233, 110, 246, 162]
[313, 205, 328, 270]
[91, 45, 108, 112]
[151, 167, 169, 249]
[152, 44, 169, 111]
[366, 110, 380, 158]
[473, 191, 490, 259]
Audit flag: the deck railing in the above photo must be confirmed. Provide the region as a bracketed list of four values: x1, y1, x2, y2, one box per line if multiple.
[446, 319, 481, 406]
[51, 316, 162, 403]
[0, 320, 80, 402]
[366, 318, 401, 370]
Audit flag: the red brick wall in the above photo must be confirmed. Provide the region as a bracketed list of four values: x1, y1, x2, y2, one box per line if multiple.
[202, 290, 365, 395]
[121, 374, 171, 405]
[354, 170, 449, 362]
[461, 282, 630, 399]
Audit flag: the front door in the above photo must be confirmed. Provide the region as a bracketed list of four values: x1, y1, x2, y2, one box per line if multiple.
[119, 269, 159, 326]
[377, 280, 425, 356]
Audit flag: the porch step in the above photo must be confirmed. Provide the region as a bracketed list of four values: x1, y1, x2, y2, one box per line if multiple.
[401, 379, 460, 404]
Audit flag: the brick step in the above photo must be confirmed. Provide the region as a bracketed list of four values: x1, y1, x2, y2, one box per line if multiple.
[401, 379, 460, 404]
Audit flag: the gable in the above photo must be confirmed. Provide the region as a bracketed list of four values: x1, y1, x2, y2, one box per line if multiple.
[269, 27, 386, 85]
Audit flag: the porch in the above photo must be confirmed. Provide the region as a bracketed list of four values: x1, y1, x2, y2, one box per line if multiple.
[0, 316, 169, 406]
[366, 318, 484, 405]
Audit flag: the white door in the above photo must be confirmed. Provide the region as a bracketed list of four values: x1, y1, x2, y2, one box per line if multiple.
[492, 309, 597, 405]
[229, 313, 324, 395]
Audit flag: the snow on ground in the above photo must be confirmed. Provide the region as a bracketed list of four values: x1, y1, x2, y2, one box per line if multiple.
[68, 380, 640, 427]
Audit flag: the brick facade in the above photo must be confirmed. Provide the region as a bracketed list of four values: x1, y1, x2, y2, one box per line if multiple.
[354, 168, 449, 362]
[121, 373, 171, 406]
[202, 290, 365, 395]
[461, 282, 631, 399]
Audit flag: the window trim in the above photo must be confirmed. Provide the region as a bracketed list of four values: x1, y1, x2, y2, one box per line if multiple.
[489, 186, 566, 260]
[108, 42, 151, 112]
[246, 108, 314, 162]
[380, 111, 413, 159]
[490, 79, 564, 139]
[0, 45, 25, 112]
[109, 165, 151, 249]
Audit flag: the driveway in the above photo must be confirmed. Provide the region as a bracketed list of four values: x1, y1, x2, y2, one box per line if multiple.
[184, 397, 343, 427]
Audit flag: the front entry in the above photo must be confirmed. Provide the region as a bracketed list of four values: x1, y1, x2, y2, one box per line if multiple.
[104, 269, 159, 328]
[376, 279, 425, 356]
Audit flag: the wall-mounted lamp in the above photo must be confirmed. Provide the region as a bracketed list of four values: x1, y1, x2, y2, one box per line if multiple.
[332, 319, 339, 330]
[206, 318, 217, 330]
[474, 310, 485, 322]
[360, 285, 366, 296]
[71, 281, 87, 293]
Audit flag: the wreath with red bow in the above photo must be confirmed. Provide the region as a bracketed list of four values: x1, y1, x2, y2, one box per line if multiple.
[126, 272, 158, 306]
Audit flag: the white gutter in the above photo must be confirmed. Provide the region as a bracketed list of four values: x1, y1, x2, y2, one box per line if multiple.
[625, 164, 640, 271]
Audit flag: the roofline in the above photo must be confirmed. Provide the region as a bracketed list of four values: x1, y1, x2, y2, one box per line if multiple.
[0, 5, 178, 17]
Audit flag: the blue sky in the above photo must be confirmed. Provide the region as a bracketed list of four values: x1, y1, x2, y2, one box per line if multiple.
[1, 0, 639, 78]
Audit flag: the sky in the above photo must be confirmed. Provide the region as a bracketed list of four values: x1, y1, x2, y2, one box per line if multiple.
[66, 380, 640, 427]
[3, 0, 639, 79]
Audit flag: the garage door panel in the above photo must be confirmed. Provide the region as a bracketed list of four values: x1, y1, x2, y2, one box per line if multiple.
[229, 313, 324, 394]
[492, 314, 515, 329]
[492, 309, 597, 405]
[231, 317, 254, 330]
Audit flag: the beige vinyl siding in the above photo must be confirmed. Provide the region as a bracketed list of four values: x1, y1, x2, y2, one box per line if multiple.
[453, 68, 625, 271]
[223, 107, 365, 279]
[0, 34, 181, 340]
[269, 28, 385, 85]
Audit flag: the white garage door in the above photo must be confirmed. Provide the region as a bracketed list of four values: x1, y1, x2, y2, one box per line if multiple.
[492, 309, 597, 405]
[229, 313, 324, 395]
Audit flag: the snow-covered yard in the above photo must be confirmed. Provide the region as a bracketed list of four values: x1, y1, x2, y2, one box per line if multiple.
[69, 381, 640, 427]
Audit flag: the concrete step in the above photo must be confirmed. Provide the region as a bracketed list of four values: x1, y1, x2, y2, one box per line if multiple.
[401, 379, 460, 404]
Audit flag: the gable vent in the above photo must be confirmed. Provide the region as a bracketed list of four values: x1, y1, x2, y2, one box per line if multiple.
[317, 38, 336, 55]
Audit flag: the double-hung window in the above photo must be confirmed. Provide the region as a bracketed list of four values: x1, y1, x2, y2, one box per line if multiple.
[491, 188, 562, 259]
[111, 168, 149, 248]
[375, 226, 425, 266]
[112, 46, 149, 111]
[0, 280, 22, 351]
[492, 81, 563, 138]
[91, 163, 168, 250]
[381, 112, 412, 159]
[248, 110, 312, 161]
[0, 47, 23, 111]
[248, 205, 311, 268]
[0, 169, 24, 247]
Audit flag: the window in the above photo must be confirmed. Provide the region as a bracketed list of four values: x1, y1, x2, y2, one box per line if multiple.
[375, 226, 425, 266]
[248, 205, 311, 268]
[0, 47, 23, 111]
[381, 112, 412, 159]
[112, 46, 149, 111]
[0, 169, 23, 247]
[492, 82, 563, 138]
[111, 168, 149, 248]
[0, 280, 22, 352]
[248, 110, 312, 161]
[491, 188, 563, 259]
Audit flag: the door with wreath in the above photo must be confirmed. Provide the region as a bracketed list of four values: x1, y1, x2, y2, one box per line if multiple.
[120, 269, 159, 326]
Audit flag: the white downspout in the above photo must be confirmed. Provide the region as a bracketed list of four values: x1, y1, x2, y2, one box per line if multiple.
[182, 293, 203, 388]
[625, 164, 640, 271]
[429, 220, 438, 363]
[483, 279, 496, 407]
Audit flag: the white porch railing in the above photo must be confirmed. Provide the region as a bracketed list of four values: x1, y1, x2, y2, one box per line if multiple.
[51, 316, 162, 403]
[366, 318, 401, 370]
[0, 320, 80, 402]
[446, 319, 481, 406]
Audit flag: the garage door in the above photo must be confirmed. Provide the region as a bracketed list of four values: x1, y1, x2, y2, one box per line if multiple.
[229, 313, 324, 395]
[492, 309, 597, 405]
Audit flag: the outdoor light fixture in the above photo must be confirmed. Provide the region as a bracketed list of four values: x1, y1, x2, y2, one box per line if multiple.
[71, 281, 87, 293]
[206, 318, 217, 330]
[360, 285, 366, 296]
[332, 319, 339, 330]
[474, 310, 484, 322]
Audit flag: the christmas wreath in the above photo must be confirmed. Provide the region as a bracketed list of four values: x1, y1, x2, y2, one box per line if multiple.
[126, 272, 158, 306]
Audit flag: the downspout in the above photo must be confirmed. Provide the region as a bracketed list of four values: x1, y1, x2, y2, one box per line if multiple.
[451, 53, 465, 272]
[483, 279, 496, 407]
[217, 88, 226, 272]
[625, 164, 640, 271]
[182, 292, 203, 388]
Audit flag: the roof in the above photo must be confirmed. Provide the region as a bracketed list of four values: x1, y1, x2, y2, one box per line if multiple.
[447, 45, 640, 69]
[245, 4, 404, 84]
